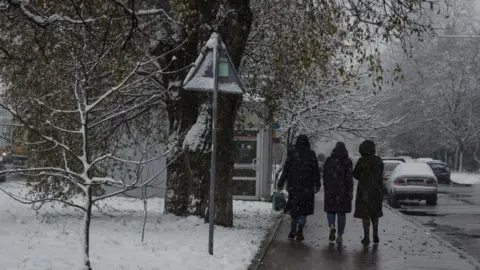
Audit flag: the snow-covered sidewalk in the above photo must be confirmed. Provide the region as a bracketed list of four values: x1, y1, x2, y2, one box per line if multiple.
[0, 182, 277, 270]
[451, 173, 480, 185]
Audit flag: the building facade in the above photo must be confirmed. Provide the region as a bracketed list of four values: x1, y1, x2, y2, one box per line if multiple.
[0, 105, 12, 148]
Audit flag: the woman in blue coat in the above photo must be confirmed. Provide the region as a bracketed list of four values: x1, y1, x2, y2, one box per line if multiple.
[322, 142, 353, 244]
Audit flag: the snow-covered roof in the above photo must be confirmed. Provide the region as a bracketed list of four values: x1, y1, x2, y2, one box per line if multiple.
[397, 156, 413, 159]
[205, 33, 224, 50]
[390, 163, 436, 179]
[415, 158, 434, 163]
[383, 160, 403, 164]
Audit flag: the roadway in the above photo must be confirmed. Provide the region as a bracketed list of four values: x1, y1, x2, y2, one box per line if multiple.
[396, 184, 480, 262]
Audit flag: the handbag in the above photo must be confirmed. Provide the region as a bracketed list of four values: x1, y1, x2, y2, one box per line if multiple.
[272, 191, 287, 212]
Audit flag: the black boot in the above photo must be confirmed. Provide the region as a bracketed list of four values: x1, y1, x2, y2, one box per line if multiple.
[329, 224, 337, 242]
[362, 218, 370, 245]
[372, 218, 379, 244]
[361, 238, 370, 246]
[288, 216, 297, 240]
[296, 216, 306, 241]
[296, 226, 304, 241]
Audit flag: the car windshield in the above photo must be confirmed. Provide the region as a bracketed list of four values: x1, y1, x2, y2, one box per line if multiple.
[428, 162, 448, 171]
[384, 162, 400, 173]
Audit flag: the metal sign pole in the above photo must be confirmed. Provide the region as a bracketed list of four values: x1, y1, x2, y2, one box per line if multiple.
[208, 35, 220, 256]
[182, 32, 245, 255]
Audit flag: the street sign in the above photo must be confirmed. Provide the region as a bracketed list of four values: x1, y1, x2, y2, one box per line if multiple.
[271, 122, 280, 131]
[183, 34, 245, 95]
[182, 32, 246, 256]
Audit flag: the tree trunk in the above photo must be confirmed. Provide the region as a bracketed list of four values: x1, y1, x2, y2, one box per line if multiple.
[210, 99, 236, 226]
[163, 92, 202, 216]
[454, 147, 459, 171]
[158, 0, 206, 216]
[473, 142, 480, 166]
[160, 0, 253, 225]
[286, 127, 296, 150]
[286, 128, 292, 150]
[190, 155, 210, 218]
[205, 1, 253, 227]
[188, 103, 212, 218]
[82, 186, 93, 270]
[459, 150, 464, 172]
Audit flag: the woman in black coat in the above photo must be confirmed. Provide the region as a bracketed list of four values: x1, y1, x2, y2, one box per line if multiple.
[353, 140, 384, 245]
[277, 135, 321, 241]
[322, 142, 353, 244]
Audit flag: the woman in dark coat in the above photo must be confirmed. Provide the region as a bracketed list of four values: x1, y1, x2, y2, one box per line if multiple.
[277, 135, 321, 241]
[353, 140, 384, 245]
[322, 142, 353, 244]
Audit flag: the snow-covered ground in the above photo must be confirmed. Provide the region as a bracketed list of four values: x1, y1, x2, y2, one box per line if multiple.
[451, 172, 480, 185]
[0, 182, 277, 270]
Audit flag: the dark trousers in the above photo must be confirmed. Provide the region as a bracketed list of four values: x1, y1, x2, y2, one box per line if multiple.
[290, 215, 306, 232]
[362, 217, 379, 238]
[327, 212, 347, 235]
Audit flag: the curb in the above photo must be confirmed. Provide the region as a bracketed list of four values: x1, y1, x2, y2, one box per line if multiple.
[438, 190, 475, 205]
[452, 182, 473, 187]
[384, 203, 480, 270]
[247, 213, 284, 270]
[447, 195, 475, 205]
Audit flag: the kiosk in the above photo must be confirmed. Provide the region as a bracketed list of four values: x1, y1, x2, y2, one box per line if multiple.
[232, 96, 282, 201]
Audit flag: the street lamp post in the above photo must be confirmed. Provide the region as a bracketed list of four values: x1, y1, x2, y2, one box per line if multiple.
[208, 35, 219, 256]
[183, 32, 246, 255]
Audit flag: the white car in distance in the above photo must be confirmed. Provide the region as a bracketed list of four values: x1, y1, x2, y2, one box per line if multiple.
[396, 156, 415, 162]
[386, 162, 438, 208]
[415, 158, 434, 163]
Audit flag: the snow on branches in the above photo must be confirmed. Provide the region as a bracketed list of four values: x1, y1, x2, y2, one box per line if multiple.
[0, 1, 183, 268]
[0, 49, 173, 268]
[241, 0, 440, 146]
[376, 0, 480, 170]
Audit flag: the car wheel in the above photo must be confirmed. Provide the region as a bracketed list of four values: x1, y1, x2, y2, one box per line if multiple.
[389, 195, 398, 208]
[426, 195, 437, 206]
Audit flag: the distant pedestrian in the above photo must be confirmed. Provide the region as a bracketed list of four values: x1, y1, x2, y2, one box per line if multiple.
[353, 140, 384, 245]
[322, 142, 353, 244]
[277, 135, 321, 241]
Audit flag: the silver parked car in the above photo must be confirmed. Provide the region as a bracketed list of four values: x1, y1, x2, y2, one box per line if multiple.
[382, 159, 404, 191]
[386, 162, 438, 207]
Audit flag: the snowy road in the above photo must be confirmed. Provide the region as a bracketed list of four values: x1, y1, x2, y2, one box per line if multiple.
[397, 183, 480, 263]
